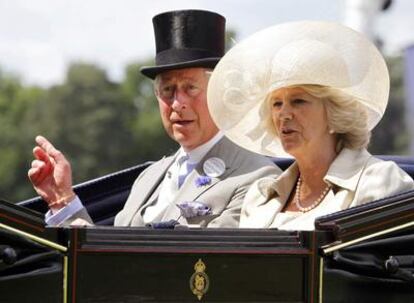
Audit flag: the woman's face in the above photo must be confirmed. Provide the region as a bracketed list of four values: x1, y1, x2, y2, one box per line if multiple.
[270, 87, 334, 158]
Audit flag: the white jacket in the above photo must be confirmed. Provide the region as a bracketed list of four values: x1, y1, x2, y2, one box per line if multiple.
[240, 148, 414, 230]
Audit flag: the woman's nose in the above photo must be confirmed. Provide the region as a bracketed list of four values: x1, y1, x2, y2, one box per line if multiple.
[279, 104, 293, 121]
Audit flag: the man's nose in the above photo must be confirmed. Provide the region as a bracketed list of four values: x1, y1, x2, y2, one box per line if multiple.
[171, 90, 188, 111]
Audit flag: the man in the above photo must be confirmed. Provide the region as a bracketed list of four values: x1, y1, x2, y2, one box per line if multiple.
[28, 9, 281, 227]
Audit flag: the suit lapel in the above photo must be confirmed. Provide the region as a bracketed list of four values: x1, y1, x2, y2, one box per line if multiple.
[141, 156, 176, 208]
[177, 137, 237, 202]
[126, 156, 176, 225]
[160, 137, 236, 221]
[240, 163, 297, 228]
[173, 168, 221, 204]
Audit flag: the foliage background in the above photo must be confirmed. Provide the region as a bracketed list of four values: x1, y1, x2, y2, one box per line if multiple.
[0, 53, 411, 202]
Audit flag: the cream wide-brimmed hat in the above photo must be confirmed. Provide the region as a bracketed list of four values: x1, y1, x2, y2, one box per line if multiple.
[207, 21, 390, 157]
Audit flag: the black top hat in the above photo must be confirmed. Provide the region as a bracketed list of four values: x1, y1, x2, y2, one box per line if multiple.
[140, 10, 226, 79]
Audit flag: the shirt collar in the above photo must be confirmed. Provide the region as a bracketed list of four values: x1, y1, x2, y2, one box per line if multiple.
[178, 132, 224, 165]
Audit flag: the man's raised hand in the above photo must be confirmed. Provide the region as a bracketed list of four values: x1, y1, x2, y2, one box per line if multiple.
[28, 136, 75, 213]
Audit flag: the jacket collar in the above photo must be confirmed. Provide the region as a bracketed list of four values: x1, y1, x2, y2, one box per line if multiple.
[256, 148, 372, 201]
[324, 148, 372, 191]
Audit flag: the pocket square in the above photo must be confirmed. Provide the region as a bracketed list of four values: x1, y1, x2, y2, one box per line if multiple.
[177, 201, 212, 218]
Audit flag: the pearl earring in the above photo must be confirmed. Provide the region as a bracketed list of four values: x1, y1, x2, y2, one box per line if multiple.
[329, 129, 335, 134]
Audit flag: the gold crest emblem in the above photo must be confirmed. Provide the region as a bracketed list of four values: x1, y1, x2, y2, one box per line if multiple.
[189, 259, 210, 300]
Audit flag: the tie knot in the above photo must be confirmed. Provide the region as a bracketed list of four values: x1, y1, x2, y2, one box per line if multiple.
[178, 154, 189, 166]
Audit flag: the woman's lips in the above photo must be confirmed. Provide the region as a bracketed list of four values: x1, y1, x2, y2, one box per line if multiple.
[280, 127, 297, 135]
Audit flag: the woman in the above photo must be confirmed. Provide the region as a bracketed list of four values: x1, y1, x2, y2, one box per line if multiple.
[207, 21, 414, 230]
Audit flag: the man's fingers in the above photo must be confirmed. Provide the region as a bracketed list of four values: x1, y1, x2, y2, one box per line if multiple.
[35, 135, 58, 155]
[28, 167, 41, 183]
[35, 135, 65, 162]
[33, 146, 51, 164]
[33, 147, 54, 172]
[31, 159, 44, 169]
[32, 136, 72, 188]
[29, 159, 52, 184]
[28, 164, 49, 184]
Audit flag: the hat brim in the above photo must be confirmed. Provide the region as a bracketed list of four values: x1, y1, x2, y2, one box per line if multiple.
[140, 57, 221, 79]
[207, 21, 389, 158]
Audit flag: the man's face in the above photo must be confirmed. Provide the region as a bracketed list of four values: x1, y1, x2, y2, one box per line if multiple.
[155, 68, 219, 151]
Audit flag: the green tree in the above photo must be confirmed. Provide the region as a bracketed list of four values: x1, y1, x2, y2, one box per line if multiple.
[225, 28, 238, 52]
[36, 63, 141, 185]
[0, 61, 179, 202]
[369, 56, 410, 155]
[0, 70, 47, 200]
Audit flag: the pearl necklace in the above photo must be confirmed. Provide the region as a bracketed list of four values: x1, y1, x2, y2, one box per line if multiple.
[295, 177, 331, 213]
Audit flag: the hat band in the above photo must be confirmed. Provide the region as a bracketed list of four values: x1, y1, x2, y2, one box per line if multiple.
[155, 48, 221, 65]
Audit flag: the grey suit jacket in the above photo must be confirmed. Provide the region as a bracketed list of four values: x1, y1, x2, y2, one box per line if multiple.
[70, 137, 281, 227]
[112, 137, 281, 227]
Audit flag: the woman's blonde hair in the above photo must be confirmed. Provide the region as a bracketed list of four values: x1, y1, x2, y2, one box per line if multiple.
[267, 85, 370, 151]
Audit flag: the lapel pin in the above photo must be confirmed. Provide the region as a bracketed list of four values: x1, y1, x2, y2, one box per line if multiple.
[203, 157, 226, 178]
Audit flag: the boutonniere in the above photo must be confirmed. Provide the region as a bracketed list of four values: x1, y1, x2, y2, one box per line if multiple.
[193, 157, 227, 187]
[177, 201, 212, 218]
[195, 175, 212, 187]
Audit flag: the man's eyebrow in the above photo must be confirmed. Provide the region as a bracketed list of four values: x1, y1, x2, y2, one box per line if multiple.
[162, 79, 200, 85]
[159, 78, 174, 83]
[180, 76, 201, 82]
